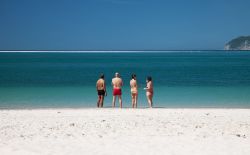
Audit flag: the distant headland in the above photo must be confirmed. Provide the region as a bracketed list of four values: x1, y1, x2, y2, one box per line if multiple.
[225, 36, 250, 50]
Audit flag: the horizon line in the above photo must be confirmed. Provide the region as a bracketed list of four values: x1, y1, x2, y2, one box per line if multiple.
[0, 50, 246, 53]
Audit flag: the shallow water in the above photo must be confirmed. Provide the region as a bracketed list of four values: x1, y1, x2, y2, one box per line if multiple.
[0, 51, 250, 108]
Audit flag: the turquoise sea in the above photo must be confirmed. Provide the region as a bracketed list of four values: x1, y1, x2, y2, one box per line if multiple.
[0, 51, 250, 108]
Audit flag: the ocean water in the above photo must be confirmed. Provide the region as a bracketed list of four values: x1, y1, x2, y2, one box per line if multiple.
[0, 51, 250, 108]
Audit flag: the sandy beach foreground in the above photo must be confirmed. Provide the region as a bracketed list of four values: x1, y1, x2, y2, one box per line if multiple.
[0, 109, 250, 155]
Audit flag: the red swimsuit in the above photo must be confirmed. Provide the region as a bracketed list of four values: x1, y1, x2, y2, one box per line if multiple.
[113, 88, 122, 96]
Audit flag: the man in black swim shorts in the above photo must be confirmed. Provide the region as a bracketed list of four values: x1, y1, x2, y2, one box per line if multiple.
[96, 74, 107, 107]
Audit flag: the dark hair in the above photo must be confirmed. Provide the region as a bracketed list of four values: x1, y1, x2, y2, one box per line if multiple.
[131, 74, 136, 80]
[100, 73, 104, 79]
[147, 76, 152, 82]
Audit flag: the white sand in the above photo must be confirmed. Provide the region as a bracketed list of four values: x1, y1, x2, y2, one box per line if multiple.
[0, 108, 250, 155]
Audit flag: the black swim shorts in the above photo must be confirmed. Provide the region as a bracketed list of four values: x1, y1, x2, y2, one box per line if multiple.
[98, 90, 105, 96]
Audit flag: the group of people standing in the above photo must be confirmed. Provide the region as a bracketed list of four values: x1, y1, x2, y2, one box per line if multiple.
[96, 72, 154, 108]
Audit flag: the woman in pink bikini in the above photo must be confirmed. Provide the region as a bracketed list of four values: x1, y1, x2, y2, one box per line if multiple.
[144, 76, 153, 108]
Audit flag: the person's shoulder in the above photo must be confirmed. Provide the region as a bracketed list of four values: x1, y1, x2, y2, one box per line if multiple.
[112, 78, 116, 82]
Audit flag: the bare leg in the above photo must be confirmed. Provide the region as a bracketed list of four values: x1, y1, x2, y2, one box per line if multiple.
[101, 96, 104, 107]
[146, 95, 150, 107]
[118, 95, 122, 108]
[133, 98, 135, 108]
[100, 96, 104, 108]
[97, 96, 101, 108]
[135, 94, 138, 108]
[149, 95, 153, 108]
[131, 94, 135, 108]
[112, 96, 116, 108]
[147, 95, 153, 108]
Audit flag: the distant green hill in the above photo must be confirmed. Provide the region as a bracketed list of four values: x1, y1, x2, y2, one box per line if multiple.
[225, 36, 250, 50]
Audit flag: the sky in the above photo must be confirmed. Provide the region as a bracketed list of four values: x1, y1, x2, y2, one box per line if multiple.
[0, 0, 250, 50]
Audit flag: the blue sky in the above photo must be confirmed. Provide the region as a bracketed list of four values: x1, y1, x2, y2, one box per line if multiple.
[0, 0, 250, 50]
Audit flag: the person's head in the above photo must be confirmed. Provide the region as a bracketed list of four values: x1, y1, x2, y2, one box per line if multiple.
[100, 73, 104, 79]
[115, 72, 120, 78]
[146, 76, 152, 82]
[131, 74, 136, 80]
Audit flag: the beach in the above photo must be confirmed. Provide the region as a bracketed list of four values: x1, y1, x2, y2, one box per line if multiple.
[0, 108, 249, 155]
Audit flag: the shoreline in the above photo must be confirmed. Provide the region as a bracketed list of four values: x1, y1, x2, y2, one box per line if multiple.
[1, 106, 250, 110]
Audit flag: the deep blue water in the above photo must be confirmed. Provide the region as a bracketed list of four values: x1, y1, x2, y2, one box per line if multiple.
[0, 51, 250, 108]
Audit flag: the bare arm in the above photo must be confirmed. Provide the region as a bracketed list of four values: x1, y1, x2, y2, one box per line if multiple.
[144, 82, 151, 90]
[104, 81, 107, 96]
[104, 81, 106, 92]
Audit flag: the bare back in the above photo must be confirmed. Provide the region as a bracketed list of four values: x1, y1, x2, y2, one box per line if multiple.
[130, 79, 138, 93]
[96, 79, 105, 90]
[146, 81, 153, 93]
[112, 77, 123, 89]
